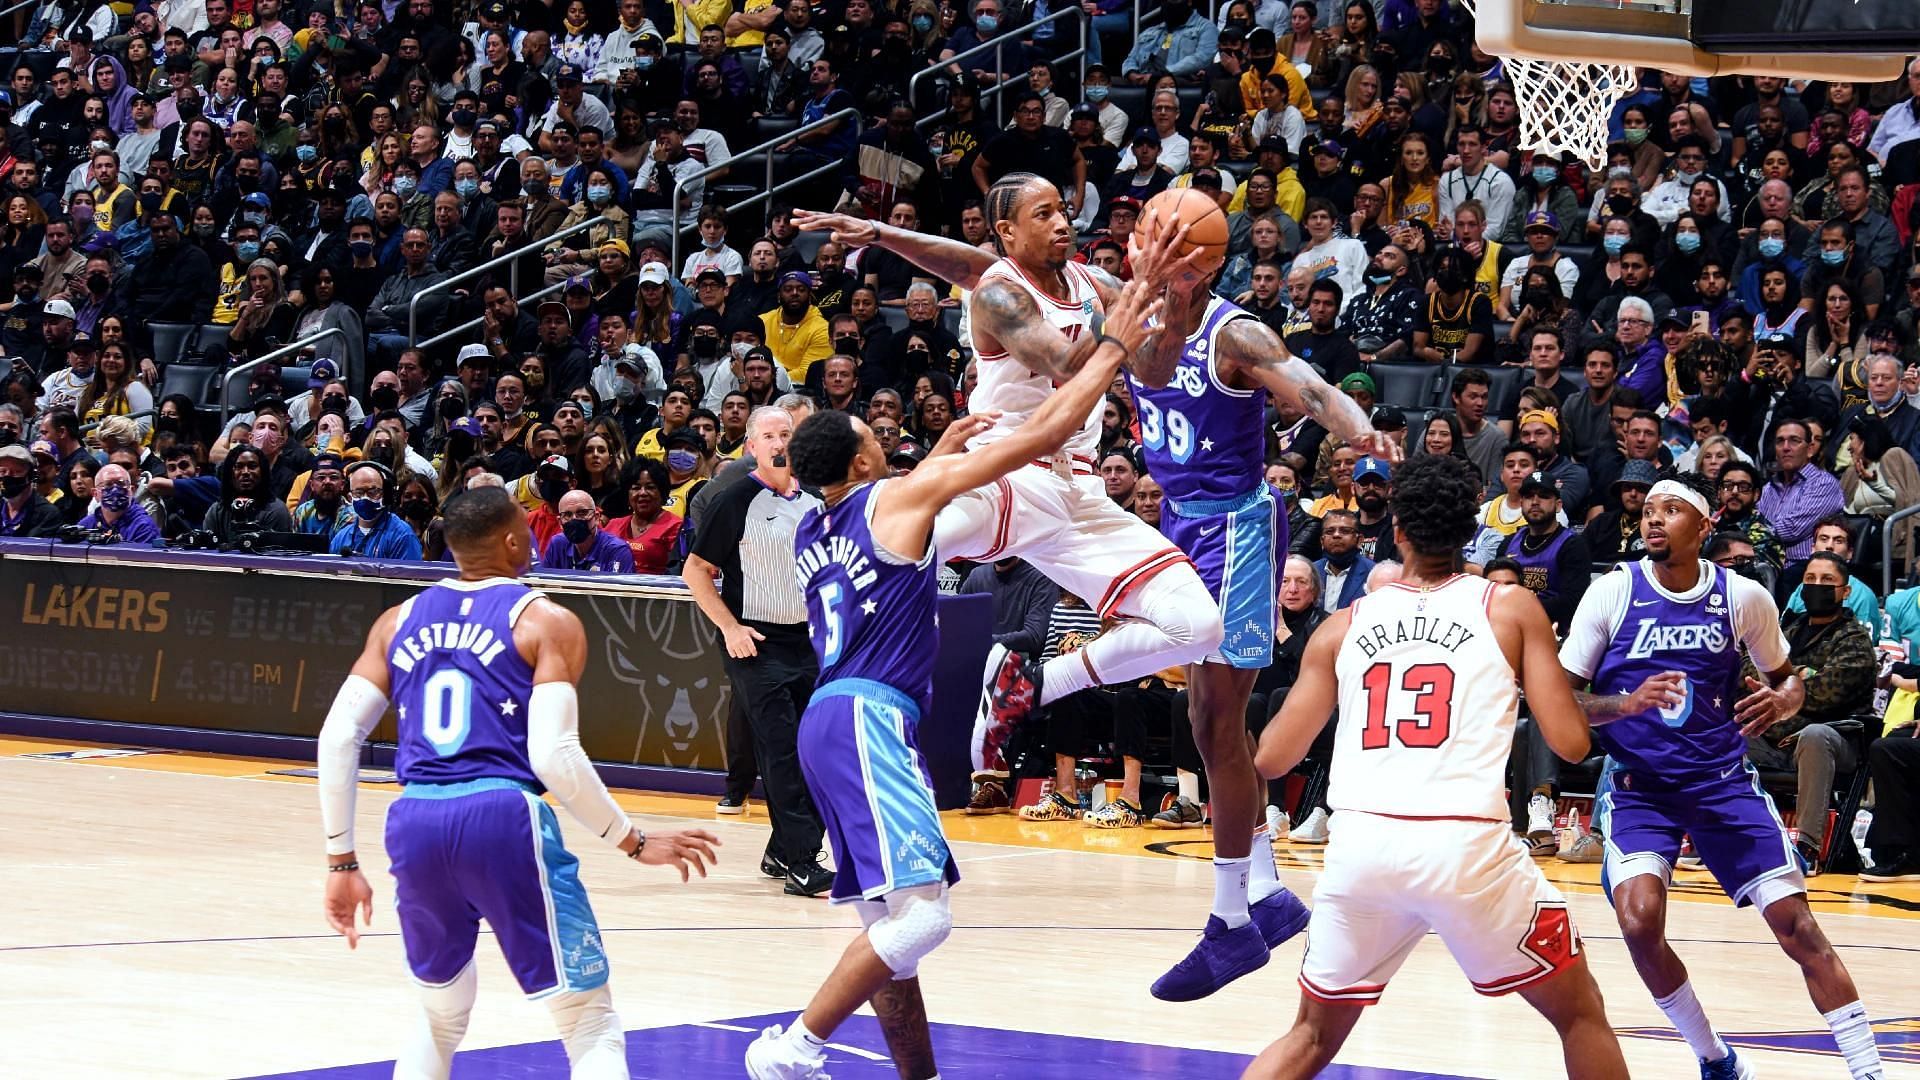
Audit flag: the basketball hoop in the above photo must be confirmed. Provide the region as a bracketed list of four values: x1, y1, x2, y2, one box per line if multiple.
[1459, 0, 1637, 168]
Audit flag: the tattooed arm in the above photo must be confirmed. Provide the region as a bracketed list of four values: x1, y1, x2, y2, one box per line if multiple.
[969, 276, 1106, 382]
[1214, 317, 1399, 460]
[1567, 671, 1686, 725]
[789, 210, 998, 290]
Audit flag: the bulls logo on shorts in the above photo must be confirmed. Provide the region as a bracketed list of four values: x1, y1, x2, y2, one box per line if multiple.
[1519, 902, 1579, 972]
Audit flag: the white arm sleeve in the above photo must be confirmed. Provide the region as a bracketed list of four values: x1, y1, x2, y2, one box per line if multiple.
[1557, 569, 1631, 683]
[527, 682, 635, 849]
[318, 674, 389, 856]
[1730, 574, 1792, 674]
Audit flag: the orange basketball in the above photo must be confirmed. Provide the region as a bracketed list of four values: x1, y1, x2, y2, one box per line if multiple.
[1141, 187, 1230, 267]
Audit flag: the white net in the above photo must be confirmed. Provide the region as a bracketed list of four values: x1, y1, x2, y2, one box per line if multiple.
[1458, 0, 1639, 168]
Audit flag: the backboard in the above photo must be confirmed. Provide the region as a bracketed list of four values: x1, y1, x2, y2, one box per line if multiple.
[1470, 0, 1912, 81]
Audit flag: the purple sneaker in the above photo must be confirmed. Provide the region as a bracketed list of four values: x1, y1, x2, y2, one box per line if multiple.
[1249, 888, 1311, 949]
[1150, 915, 1271, 1002]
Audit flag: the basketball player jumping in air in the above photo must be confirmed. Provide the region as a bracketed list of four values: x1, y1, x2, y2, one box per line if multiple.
[743, 276, 1167, 1080]
[1561, 470, 1886, 1080]
[796, 188, 1392, 998]
[1251, 455, 1628, 1080]
[317, 486, 720, 1080]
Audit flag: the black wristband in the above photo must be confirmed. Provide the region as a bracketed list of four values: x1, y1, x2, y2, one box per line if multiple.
[1095, 333, 1127, 354]
[327, 860, 359, 873]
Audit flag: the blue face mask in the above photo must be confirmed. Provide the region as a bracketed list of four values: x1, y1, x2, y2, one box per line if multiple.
[1602, 235, 1626, 256]
[295, 144, 318, 164]
[1758, 236, 1785, 259]
[634, 54, 655, 70]
[587, 184, 612, 204]
[393, 176, 418, 198]
[236, 240, 261, 262]
[349, 240, 373, 258]
[976, 13, 997, 33]
[352, 495, 384, 520]
[1675, 232, 1701, 254]
[1821, 247, 1847, 266]
[1085, 85, 1108, 103]
[911, 14, 933, 31]
[1531, 165, 1557, 186]
[98, 485, 131, 512]
[456, 177, 479, 198]
[667, 449, 699, 472]
[1366, 272, 1393, 285]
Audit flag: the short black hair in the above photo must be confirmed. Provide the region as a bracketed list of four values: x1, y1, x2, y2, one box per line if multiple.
[1806, 550, 1851, 579]
[789, 409, 863, 488]
[441, 485, 521, 550]
[620, 455, 670, 495]
[1450, 367, 1490, 396]
[1703, 531, 1752, 561]
[1307, 278, 1344, 306]
[1717, 460, 1762, 489]
[1388, 454, 1480, 556]
[1662, 467, 1719, 507]
[1485, 556, 1523, 578]
[1814, 511, 1855, 550]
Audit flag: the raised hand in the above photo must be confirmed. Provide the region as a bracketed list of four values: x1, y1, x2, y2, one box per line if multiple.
[929, 410, 999, 458]
[1735, 675, 1800, 738]
[1100, 277, 1169, 359]
[790, 209, 878, 248]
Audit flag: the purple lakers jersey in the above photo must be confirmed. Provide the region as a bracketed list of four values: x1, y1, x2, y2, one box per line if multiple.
[1577, 561, 1754, 777]
[1123, 297, 1272, 507]
[388, 578, 543, 788]
[795, 481, 940, 715]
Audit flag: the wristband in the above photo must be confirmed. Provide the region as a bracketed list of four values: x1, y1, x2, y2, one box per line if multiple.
[327, 861, 360, 872]
[1095, 333, 1128, 354]
[626, 829, 648, 860]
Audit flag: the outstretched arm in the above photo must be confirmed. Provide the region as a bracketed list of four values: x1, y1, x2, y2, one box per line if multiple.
[790, 210, 998, 290]
[1215, 317, 1399, 461]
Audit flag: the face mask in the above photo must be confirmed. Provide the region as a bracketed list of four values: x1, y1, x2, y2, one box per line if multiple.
[1085, 85, 1108, 103]
[906, 347, 929, 366]
[562, 518, 594, 544]
[139, 192, 163, 213]
[1801, 583, 1842, 617]
[450, 108, 477, 129]
[235, 241, 261, 262]
[1531, 165, 1558, 186]
[702, 234, 723, 249]
[98, 485, 131, 512]
[1366, 272, 1393, 286]
[1160, 4, 1189, 25]
[1324, 548, 1357, 569]
[241, 210, 266, 227]
[352, 495, 384, 519]
[730, 341, 752, 361]
[323, 117, 347, 137]
[634, 54, 655, 71]
[912, 14, 933, 31]
[252, 428, 285, 455]
[72, 205, 94, 224]
[1603, 235, 1627, 256]
[587, 184, 612, 204]
[349, 240, 373, 258]
[692, 335, 719, 359]
[613, 378, 638, 401]
[522, 371, 546, 389]
[1624, 127, 1649, 145]
[975, 14, 997, 33]
[1675, 232, 1701, 254]
[393, 176, 418, 198]
[455, 177, 479, 198]
[295, 144, 319, 164]
[437, 396, 464, 420]
[321, 394, 348, 415]
[1607, 194, 1636, 215]
[370, 385, 400, 410]
[537, 476, 569, 503]
[192, 222, 217, 237]
[1821, 248, 1847, 266]
[1758, 236, 1785, 259]
[0, 474, 28, 498]
[832, 334, 861, 356]
[574, 400, 593, 419]
[667, 448, 698, 472]
[1675, 170, 1701, 187]
[1435, 270, 1466, 293]
[87, 272, 110, 293]
[400, 499, 433, 524]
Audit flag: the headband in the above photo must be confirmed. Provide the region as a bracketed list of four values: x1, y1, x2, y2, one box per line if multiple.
[1646, 479, 1710, 518]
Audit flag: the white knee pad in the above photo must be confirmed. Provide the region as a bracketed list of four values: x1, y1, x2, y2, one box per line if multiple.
[1127, 566, 1225, 653]
[546, 985, 629, 1080]
[866, 884, 953, 979]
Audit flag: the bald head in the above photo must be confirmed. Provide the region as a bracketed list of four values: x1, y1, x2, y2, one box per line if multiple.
[96, 463, 131, 489]
[558, 489, 596, 515]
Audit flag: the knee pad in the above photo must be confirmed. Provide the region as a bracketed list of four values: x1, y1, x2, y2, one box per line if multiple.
[546, 985, 628, 1079]
[867, 884, 953, 979]
[1129, 567, 1225, 652]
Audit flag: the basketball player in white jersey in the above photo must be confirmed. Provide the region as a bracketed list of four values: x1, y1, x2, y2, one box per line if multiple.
[1247, 455, 1628, 1080]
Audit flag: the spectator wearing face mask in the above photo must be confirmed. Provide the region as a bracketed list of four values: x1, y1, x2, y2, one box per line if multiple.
[0, 443, 65, 537]
[328, 460, 422, 559]
[79, 462, 162, 545]
[540, 488, 636, 572]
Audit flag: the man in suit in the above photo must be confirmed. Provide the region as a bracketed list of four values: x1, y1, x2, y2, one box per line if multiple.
[1313, 508, 1373, 612]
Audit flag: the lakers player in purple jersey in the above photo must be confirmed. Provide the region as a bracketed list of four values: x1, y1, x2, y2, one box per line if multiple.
[317, 486, 720, 1080]
[1128, 280, 1394, 1002]
[743, 275, 1166, 1080]
[1561, 471, 1885, 1080]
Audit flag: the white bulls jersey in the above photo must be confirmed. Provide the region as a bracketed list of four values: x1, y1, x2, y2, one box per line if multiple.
[966, 257, 1106, 463]
[1329, 575, 1515, 822]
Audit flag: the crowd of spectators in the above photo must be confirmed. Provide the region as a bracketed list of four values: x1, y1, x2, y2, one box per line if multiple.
[0, 0, 1917, 879]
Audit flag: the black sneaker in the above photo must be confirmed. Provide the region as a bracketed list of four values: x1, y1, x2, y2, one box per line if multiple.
[1796, 839, 1823, 876]
[1860, 856, 1920, 883]
[717, 794, 747, 815]
[784, 860, 835, 897]
[760, 845, 789, 880]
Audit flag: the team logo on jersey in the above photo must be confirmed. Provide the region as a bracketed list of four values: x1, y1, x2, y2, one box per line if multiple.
[1081, 298, 1094, 316]
[1170, 365, 1207, 398]
[1626, 618, 1728, 659]
[1707, 592, 1727, 616]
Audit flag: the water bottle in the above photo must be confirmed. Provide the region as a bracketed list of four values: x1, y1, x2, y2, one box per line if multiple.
[1076, 768, 1096, 812]
[1851, 808, 1874, 868]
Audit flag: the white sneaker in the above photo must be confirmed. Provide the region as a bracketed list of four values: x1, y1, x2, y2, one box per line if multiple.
[745, 1025, 831, 1080]
[1291, 806, 1330, 844]
[1526, 793, 1556, 853]
[1266, 805, 1290, 842]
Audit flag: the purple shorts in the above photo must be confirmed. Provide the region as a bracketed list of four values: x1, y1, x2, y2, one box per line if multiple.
[798, 678, 958, 905]
[1159, 487, 1281, 669]
[385, 778, 608, 996]
[1594, 761, 1804, 908]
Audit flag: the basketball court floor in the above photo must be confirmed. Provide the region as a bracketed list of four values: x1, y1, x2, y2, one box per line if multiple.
[6, 736, 1917, 1079]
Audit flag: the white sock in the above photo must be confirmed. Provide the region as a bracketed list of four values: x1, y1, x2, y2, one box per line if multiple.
[1176, 769, 1201, 803]
[784, 1019, 827, 1054]
[1247, 824, 1283, 903]
[1654, 981, 1729, 1062]
[394, 962, 477, 1080]
[1822, 1001, 1884, 1079]
[1212, 856, 1251, 926]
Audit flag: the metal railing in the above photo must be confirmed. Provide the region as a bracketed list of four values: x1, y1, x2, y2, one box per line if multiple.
[218, 326, 349, 426]
[1884, 502, 1920, 599]
[81, 408, 156, 436]
[415, 278, 567, 354]
[668, 107, 861, 273]
[407, 214, 610, 346]
[1, 0, 40, 21]
[910, 7, 1089, 133]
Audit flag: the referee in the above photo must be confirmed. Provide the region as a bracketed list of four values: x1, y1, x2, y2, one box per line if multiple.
[683, 406, 833, 897]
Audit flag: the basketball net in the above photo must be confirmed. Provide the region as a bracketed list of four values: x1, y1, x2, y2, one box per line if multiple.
[1459, 0, 1637, 168]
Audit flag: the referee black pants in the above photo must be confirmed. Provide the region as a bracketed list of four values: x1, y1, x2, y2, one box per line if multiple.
[724, 626, 825, 868]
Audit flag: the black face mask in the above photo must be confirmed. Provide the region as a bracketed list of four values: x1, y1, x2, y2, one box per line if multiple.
[537, 476, 569, 504]
[691, 335, 719, 359]
[905, 347, 930, 367]
[1607, 194, 1636, 216]
[0, 473, 28, 498]
[832, 334, 861, 357]
[87, 272, 110, 294]
[321, 394, 348, 416]
[400, 498, 433, 524]
[1435, 270, 1467, 293]
[369, 385, 399, 410]
[1801, 583, 1843, 617]
[562, 517, 593, 544]
[437, 396, 464, 420]
[1324, 548, 1357, 569]
[1162, 3, 1191, 24]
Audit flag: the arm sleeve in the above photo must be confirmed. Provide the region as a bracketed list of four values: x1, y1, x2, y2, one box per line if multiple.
[1557, 568, 1628, 682]
[318, 674, 389, 855]
[527, 682, 635, 848]
[1731, 573, 1792, 673]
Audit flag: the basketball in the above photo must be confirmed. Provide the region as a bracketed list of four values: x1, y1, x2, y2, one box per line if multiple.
[1140, 188, 1229, 268]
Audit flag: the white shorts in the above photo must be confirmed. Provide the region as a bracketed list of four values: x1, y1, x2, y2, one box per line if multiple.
[1299, 811, 1582, 1005]
[936, 462, 1194, 618]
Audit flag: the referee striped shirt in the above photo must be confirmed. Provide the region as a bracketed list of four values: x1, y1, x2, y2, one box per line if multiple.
[691, 473, 820, 627]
